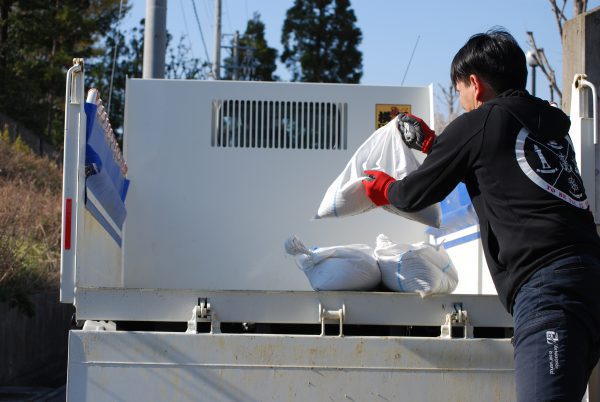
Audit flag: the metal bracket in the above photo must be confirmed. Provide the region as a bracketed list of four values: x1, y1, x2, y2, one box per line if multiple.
[574, 74, 598, 144]
[82, 320, 116, 332]
[186, 298, 220, 334]
[440, 303, 473, 339]
[319, 303, 345, 337]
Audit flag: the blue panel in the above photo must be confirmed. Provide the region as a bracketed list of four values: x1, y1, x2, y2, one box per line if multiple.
[84, 102, 129, 244]
[86, 170, 127, 230]
[426, 183, 479, 238]
[442, 231, 481, 249]
[84, 103, 129, 201]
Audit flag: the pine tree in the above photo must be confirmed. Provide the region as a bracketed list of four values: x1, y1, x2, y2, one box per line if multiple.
[281, 0, 362, 83]
[0, 0, 126, 146]
[223, 12, 278, 81]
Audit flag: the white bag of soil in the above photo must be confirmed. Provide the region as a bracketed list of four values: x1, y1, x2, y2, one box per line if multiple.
[374, 234, 458, 296]
[315, 117, 441, 228]
[284, 235, 381, 291]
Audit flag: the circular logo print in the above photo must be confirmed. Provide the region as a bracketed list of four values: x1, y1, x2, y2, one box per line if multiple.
[515, 128, 588, 209]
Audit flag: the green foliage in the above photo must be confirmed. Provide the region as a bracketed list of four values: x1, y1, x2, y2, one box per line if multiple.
[0, 125, 9, 143]
[85, 18, 143, 138]
[0, 1, 206, 145]
[223, 12, 278, 81]
[166, 34, 210, 80]
[281, 0, 363, 83]
[86, 19, 209, 136]
[0, 137, 61, 316]
[0, 0, 127, 147]
[12, 134, 31, 154]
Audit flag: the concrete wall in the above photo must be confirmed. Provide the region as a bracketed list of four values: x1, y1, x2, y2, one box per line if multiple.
[562, 6, 600, 111]
[0, 292, 74, 387]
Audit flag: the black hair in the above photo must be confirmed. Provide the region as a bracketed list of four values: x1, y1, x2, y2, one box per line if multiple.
[450, 27, 527, 93]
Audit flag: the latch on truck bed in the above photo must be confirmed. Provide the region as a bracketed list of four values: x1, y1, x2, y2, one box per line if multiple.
[440, 303, 473, 339]
[186, 298, 220, 334]
[320, 303, 346, 337]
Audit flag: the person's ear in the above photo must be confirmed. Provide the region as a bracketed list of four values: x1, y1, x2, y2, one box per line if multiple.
[469, 74, 487, 102]
[470, 74, 498, 104]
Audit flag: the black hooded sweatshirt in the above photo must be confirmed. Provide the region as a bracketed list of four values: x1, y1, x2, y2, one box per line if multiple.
[387, 89, 600, 313]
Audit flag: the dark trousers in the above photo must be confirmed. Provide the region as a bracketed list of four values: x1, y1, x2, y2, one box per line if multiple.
[512, 254, 600, 402]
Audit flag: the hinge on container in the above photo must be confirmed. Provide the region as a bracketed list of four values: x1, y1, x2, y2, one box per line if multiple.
[319, 303, 345, 337]
[440, 303, 473, 339]
[186, 298, 220, 334]
[82, 320, 116, 332]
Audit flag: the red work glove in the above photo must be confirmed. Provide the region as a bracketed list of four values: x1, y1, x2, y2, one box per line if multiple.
[362, 170, 396, 206]
[397, 113, 436, 153]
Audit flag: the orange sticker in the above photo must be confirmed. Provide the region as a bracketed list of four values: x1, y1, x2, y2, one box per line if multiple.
[375, 104, 411, 129]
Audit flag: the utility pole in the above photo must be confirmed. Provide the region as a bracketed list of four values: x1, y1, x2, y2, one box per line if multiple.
[212, 0, 222, 80]
[232, 31, 240, 80]
[142, 0, 167, 79]
[562, 7, 600, 112]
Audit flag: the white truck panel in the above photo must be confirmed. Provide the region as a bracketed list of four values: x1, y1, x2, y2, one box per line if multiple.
[433, 225, 496, 295]
[121, 79, 436, 292]
[67, 331, 515, 402]
[76, 210, 124, 288]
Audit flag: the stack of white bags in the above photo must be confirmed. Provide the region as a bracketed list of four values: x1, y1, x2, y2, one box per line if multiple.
[285, 234, 458, 296]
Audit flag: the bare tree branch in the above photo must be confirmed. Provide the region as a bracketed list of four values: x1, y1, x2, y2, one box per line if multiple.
[526, 31, 563, 100]
[435, 83, 461, 130]
[574, 0, 588, 15]
[548, 0, 568, 39]
[436, 83, 458, 117]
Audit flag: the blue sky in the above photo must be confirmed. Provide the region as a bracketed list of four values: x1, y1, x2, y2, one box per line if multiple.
[122, 0, 600, 110]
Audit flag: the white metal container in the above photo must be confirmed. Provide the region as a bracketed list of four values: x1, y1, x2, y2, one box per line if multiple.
[61, 62, 522, 402]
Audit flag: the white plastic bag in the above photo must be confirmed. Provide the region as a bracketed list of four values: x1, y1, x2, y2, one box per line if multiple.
[374, 234, 458, 296]
[284, 235, 381, 291]
[315, 117, 441, 228]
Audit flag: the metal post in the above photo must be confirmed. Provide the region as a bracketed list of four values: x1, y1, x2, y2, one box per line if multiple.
[212, 0, 222, 80]
[232, 31, 239, 81]
[142, 0, 167, 79]
[526, 50, 538, 97]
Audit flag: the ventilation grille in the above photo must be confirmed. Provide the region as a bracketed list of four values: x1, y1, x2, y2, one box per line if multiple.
[212, 100, 348, 150]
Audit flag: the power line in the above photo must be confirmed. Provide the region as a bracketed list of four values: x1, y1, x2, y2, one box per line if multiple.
[179, 0, 196, 58]
[191, 0, 212, 63]
[108, 0, 125, 116]
[401, 35, 420, 86]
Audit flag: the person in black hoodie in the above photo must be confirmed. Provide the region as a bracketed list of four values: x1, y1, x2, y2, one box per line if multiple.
[363, 28, 600, 401]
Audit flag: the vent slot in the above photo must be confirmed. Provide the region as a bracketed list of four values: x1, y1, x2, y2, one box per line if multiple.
[212, 100, 348, 150]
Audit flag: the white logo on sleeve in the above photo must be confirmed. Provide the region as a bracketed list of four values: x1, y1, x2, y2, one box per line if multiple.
[515, 128, 588, 209]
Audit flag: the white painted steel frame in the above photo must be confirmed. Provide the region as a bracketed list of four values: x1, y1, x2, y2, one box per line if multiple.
[60, 61, 85, 303]
[74, 288, 513, 327]
[67, 331, 516, 401]
[570, 74, 600, 222]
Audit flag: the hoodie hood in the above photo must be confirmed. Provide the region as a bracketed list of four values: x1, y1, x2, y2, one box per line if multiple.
[486, 89, 570, 140]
